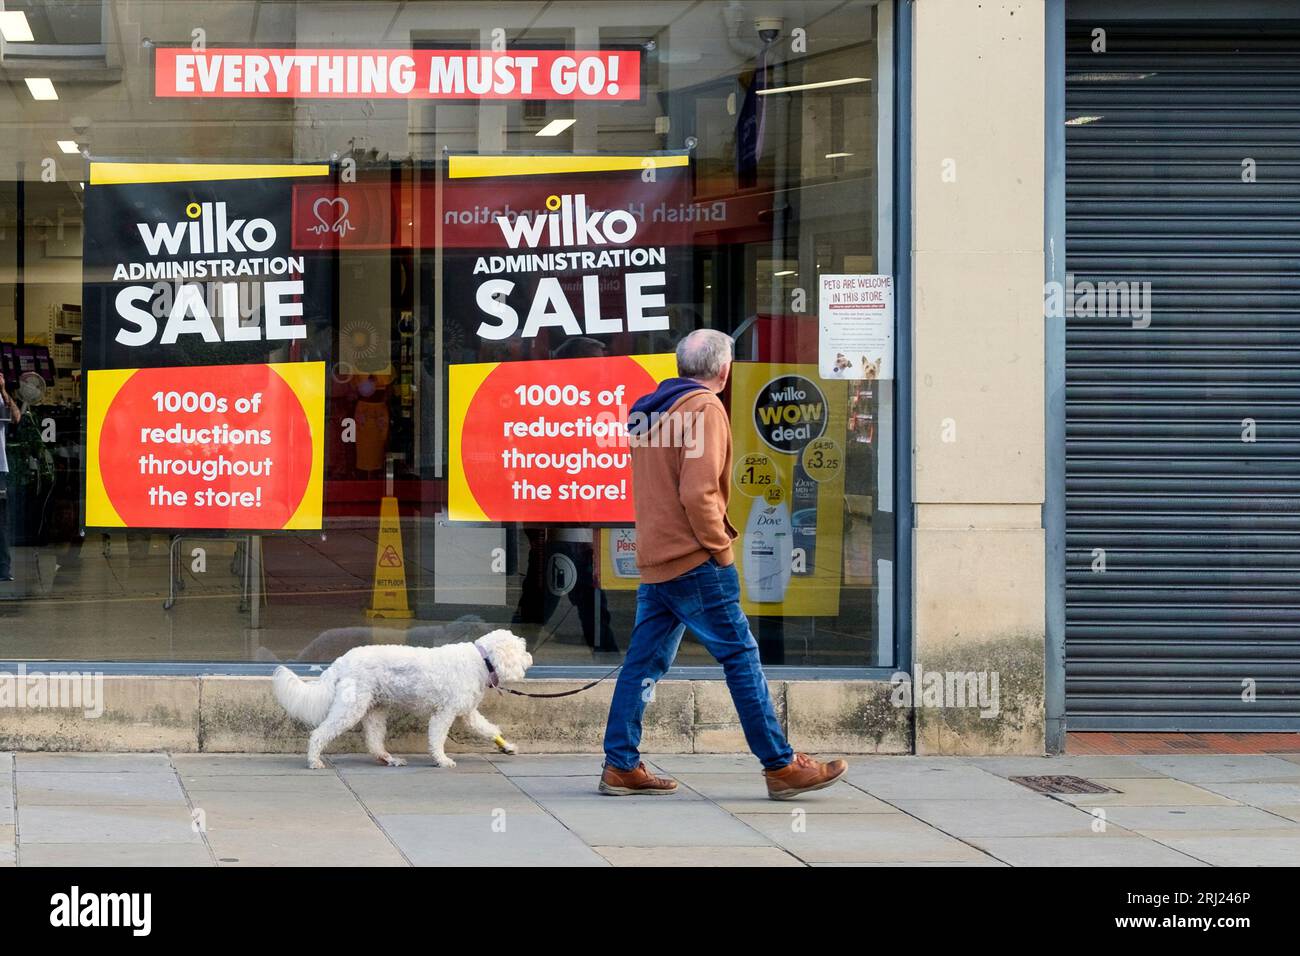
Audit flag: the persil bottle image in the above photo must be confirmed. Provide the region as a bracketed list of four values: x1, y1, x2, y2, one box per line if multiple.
[610, 528, 639, 578]
[742, 493, 793, 603]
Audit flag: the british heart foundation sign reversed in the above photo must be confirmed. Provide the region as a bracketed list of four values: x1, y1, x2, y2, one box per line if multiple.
[82, 162, 331, 531]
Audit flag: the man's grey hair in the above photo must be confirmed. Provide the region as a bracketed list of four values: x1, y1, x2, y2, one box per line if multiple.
[676, 329, 733, 381]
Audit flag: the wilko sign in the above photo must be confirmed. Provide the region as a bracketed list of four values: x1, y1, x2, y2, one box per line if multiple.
[429, 175, 716, 249]
[155, 48, 640, 100]
[441, 154, 693, 345]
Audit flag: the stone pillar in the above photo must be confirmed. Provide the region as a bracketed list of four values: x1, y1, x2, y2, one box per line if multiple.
[911, 0, 1046, 754]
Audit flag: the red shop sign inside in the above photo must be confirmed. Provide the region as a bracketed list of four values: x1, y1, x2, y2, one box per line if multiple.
[155, 48, 640, 100]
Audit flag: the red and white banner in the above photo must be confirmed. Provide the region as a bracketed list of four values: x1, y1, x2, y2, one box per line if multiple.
[156, 48, 640, 100]
[289, 177, 729, 251]
[450, 354, 678, 523]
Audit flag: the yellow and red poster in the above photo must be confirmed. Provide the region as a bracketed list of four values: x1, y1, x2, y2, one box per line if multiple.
[82, 162, 331, 531]
[727, 363, 847, 616]
[84, 362, 323, 529]
[441, 151, 694, 525]
[449, 353, 677, 523]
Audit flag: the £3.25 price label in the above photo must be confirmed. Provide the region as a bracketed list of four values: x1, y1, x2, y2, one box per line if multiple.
[801, 438, 842, 482]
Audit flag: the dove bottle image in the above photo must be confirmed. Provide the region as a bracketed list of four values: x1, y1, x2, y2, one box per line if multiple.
[790, 457, 818, 576]
[742, 493, 793, 603]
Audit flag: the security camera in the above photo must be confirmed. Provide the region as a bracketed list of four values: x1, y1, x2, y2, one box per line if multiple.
[755, 16, 783, 43]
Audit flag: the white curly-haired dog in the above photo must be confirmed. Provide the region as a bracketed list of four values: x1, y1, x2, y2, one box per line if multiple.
[272, 630, 532, 769]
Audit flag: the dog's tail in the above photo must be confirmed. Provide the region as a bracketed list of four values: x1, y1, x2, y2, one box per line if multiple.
[272, 666, 337, 727]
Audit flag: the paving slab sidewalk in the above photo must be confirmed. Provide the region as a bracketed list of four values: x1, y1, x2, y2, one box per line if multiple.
[2, 752, 1299, 867]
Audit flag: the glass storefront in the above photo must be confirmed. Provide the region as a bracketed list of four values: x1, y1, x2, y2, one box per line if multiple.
[0, 0, 895, 669]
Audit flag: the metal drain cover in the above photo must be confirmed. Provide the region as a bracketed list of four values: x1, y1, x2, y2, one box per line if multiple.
[1009, 775, 1119, 795]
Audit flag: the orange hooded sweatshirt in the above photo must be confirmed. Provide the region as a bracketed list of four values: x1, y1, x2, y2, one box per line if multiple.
[627, 378, 738, 584]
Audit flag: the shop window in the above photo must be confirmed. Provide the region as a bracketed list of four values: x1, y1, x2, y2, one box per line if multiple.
[0, 0, 894, 670]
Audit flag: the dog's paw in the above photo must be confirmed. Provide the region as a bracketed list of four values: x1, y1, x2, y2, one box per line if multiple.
[497, 740, 517, 755]
[431, 756, 457, 768]
[377, 755, 407, 767]
[307, 757, 328, 770]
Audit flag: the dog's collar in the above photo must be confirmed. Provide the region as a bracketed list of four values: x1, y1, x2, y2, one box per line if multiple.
[477, 644, 500, 689]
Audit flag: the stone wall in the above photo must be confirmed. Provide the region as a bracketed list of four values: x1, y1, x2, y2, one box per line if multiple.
[0, 677, 910, 756]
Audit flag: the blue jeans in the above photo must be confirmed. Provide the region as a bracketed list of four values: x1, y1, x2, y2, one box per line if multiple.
[603, 557, 794, 772]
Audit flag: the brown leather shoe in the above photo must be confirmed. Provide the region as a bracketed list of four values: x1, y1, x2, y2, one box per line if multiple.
[598, 762, 679, 796]
[764, 753, 848, 800]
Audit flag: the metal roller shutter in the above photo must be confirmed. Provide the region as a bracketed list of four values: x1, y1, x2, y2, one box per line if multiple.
[1064, 19, 1300, 729]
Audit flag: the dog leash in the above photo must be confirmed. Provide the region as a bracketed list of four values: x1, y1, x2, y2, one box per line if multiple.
[498, 664, 623, 699]
[480, 642, 622, 698]
[486, 583, 626, 697]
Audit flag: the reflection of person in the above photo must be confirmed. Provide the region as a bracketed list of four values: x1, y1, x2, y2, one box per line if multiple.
[511, 334, 619, 652]
[0, 379, 20, 582]
[512, 528, 617, 652]
[599, 329, 848, 799]
[550, 336, 607, 361]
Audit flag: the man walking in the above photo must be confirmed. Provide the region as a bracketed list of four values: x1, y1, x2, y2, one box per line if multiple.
[0, 378, 20, 583]
[599, 329, 848, 799]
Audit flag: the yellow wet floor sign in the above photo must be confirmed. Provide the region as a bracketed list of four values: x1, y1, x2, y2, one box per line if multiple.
[367, 496, 412, 618]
